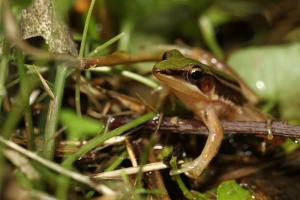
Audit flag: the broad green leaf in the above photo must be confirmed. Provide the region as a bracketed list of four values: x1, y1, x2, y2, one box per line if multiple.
[59, 109, 104, 140]
[228, 42, 300, 120]
[217, 180, 251, 200]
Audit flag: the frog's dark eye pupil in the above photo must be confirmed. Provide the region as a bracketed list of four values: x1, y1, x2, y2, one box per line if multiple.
[190, 70, 202, 80]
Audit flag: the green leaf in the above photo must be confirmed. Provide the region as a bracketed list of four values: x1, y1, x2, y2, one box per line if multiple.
[228, 42, 300, 120]
[217, 180, 251, 200]
[59, 109, 104, 140]
[281, 138, 300, 154]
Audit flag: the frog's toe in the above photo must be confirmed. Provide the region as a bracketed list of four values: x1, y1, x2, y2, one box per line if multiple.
[169, 165, 190, 176]
[170, 161, 201, 178]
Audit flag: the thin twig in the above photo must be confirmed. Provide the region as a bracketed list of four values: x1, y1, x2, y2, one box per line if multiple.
[4, 149, 40, 180]
[93, 162, 168, 179]
[125, 138, 138, 167]
[0, 136, 115, 195]
[81, 52, 162, 68]
[32, 65, 55, 99]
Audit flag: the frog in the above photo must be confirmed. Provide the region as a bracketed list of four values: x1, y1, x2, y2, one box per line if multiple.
[152, 49, 267, 178]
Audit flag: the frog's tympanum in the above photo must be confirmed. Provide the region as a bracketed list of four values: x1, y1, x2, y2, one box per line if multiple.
[153, 49, 267, 178]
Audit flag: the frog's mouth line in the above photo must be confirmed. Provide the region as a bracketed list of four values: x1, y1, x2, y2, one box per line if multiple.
[152, 68, 185, 77]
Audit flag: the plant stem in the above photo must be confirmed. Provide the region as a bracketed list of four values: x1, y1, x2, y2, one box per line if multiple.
[89, 32, 125, 57]
[170, 157, 194, 199]
[118, 19, 133, 51]
[79, 0, 96, 57]
[75, 0, 97, 117]
[0, 40, 8, 112]
[16, 51, 35, 150]
[121, 70, 159, 89]
[198, 16, 224, 59]
[0, 75, 38, 194]
[1, 77, 38, 138]
[75, 71, 82, 117]
[43, 65, 69, 160]
[90, 67, 159, 89]
[0, 39, 8, 195]
[56, 175, 70, 200]
[105, 151, 127, 172]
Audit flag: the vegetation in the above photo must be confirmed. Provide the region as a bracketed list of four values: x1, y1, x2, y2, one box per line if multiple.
[0, 0, 300, 199]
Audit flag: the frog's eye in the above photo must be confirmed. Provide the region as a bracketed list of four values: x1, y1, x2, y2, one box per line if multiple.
[162, 52, 169, 60]
[188, 67, 203, 81]
[162, 49, 183, 60]
[162, 51, 173, 60]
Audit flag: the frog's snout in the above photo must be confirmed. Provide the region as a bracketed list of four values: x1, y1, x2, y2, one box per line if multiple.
[152, 67, 161, 75]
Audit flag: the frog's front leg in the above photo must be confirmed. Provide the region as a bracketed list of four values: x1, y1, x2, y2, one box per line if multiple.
[171, 106, 224, 178]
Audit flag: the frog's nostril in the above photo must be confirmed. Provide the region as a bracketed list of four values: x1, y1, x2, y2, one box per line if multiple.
[152, 68, 161, 74]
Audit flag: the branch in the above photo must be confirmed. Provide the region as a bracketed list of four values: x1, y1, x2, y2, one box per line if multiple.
[109, 116, 300, 138]
[11, 117, 300, 156]
[81, 52, 162, 68]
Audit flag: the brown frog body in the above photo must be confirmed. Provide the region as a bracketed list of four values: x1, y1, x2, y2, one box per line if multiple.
[153, 49, 267, 177]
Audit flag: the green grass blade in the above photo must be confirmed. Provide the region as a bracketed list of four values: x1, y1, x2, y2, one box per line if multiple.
[0, 40, 8, 113]
[79, 0, 96, 57]
[89, 32, 125, 57]
[16, 51, 35, 150]
[62, 112, 155, 167]
[170, 157, 207, 200]
[198, 16, 224, 59]
[76, 0, 97, 117]
[43, 65, 69, 160]
[105, 151, 127, 172]
[89, 67, 159, 89]
[121, 70, 159, 89]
